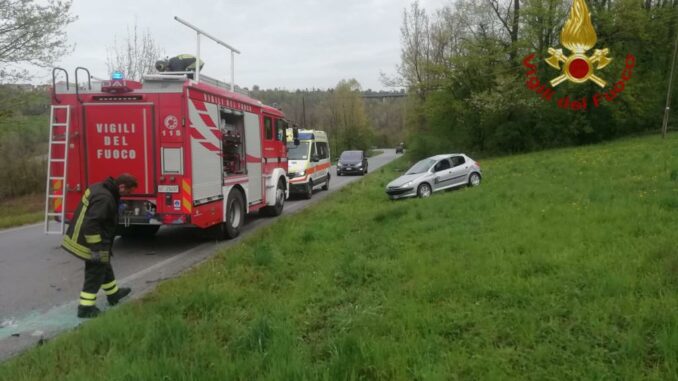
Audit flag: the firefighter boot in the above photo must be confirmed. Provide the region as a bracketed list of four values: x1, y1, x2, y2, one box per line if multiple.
[77, 305, 101, 319]
[107, 287, 131, 306]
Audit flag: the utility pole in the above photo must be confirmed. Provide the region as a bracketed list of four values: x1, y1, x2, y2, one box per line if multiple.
[662, 24, 678, 139]
[302, 96, 306, 129]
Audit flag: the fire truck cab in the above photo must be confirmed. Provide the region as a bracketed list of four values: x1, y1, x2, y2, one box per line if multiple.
[44, 68, 291, 239]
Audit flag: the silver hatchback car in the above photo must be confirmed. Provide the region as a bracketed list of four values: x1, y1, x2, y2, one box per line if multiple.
[385, 154, 482, 199]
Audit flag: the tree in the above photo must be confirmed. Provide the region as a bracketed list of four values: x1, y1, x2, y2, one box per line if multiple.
[324, 79, 374, 156]
[0, 0, 76, 82]
[106, 21, 164, 81]
[395, 0, 678, 159]
[398, 1, 433, 100]
[488, 0, 520, 61]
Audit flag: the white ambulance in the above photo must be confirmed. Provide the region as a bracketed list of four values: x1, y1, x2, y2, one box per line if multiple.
[286, 129, 331, 199]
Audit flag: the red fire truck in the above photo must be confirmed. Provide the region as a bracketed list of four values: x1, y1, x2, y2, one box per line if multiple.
[44, 66, 291, 239]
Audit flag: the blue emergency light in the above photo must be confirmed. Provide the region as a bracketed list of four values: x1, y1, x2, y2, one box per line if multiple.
[111, 71, 124, 80]
[298, 132, 315, 140]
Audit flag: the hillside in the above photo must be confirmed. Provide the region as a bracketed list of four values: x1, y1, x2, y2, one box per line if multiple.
[1, 134, 676, 380]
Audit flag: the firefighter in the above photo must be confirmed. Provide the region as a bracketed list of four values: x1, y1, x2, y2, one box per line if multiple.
[61, 174, 137, 318]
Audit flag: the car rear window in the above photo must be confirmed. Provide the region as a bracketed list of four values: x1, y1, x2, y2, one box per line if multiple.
[340, 151, 362, 160]
[451, 156, 466, 167]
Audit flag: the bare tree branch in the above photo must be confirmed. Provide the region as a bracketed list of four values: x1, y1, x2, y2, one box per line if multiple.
[106, 20, 164, 81]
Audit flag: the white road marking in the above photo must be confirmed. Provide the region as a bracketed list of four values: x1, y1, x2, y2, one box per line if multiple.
[0, 223, 42, 235]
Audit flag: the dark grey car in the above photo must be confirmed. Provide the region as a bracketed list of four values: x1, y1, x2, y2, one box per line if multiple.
[386, 154, 482, 199]
[337, 150, 368, 176]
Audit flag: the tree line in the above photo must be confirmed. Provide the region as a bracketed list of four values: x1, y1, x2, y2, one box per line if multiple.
[394, 0, 678, 159]
[252, 82, 405, 159]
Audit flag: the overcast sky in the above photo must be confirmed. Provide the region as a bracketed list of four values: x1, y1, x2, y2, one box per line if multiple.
[42, 0, 448, 91]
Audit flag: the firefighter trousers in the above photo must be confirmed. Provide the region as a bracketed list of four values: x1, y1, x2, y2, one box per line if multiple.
[79, 261, 119, 307]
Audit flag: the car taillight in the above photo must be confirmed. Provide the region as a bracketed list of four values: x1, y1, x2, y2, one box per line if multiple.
[475, 161, 480, 168]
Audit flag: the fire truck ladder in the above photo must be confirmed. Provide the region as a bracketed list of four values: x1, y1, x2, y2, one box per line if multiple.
[44, 105, 71, 234]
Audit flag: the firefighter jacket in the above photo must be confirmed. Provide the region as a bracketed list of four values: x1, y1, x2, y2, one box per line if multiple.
[62, 177, 120, 261]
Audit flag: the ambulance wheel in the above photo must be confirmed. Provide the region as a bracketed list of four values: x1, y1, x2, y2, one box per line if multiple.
[322, 175, 330, 191]
[262, 178, 285, 217]
[222, 189, 245, 239]
[303, 180, 313, 200]
[119, 225, 160, 239]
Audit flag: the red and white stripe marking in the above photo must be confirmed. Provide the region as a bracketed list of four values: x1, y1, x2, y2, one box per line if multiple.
[189, 99, 222, 156]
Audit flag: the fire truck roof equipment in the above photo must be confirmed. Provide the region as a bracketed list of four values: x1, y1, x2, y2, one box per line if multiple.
[174, 16, 240, 91]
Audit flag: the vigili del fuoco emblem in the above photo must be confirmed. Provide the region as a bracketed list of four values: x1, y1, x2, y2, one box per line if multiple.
[545, 0, 611, 87]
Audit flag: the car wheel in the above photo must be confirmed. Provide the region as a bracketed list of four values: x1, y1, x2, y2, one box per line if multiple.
[303, 180, 313, 200]
[468, 172, 481, 187]
[220, 189, 244, 239]
[322, 174, 330, 191]
[417, 183, 432, 198]
[262, 178, 285, 217]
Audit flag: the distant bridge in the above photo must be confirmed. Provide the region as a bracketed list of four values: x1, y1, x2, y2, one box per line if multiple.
[361, 92, 407, 100]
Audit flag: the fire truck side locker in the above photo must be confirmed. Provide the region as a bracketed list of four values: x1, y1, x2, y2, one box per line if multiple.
[244, 111, 262, 204]
[187, 98, 223, 205]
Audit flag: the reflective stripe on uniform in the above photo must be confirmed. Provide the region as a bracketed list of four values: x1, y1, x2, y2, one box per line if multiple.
[104, 285, 119, 296]
[85, 234, 102, 244]
[79, 299, 96, 306]
[62, 235, 92, 261]
[72, 189, 91, 243]
[102, 280, 118, 295]
[80, 291, 96, 300]
[79, 290, 97, 306]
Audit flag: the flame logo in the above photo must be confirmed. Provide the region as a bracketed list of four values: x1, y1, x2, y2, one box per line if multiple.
[561, 0, 597, 53]
[545, 0, 611, 87]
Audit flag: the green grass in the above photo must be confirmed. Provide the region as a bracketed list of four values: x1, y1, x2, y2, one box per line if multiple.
[2, 134, 677, 380]
[0, 114, 49, 200]
[0, 114, 48, 139]
[0, 194, 44, 229]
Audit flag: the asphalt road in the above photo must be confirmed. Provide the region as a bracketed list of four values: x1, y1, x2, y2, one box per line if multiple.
[0, 149, 398, 360]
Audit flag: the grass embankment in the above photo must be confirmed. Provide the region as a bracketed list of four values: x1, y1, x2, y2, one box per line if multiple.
[0, 194, 44, 229]
[0, 113, 48, 229]
[2, 134, 677, 380]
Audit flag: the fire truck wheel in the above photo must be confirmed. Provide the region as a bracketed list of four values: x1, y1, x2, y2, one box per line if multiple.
[118, 225, 160, 239]
[262, 178, 285, 217]
[303, 180, 313, 200]
[222, 189, 245, 239]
